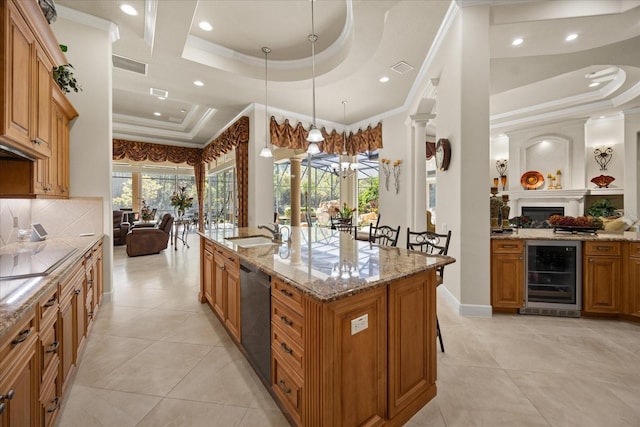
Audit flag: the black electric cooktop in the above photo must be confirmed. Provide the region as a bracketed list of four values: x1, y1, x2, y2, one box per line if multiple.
[0, 242, 77, 281]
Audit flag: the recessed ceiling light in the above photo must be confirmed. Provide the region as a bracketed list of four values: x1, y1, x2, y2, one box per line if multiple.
[199, 21, 213, 31]
[565, 33, 578, 41]
[180, 109, 187, 113]
[512, 38, 524, 46]
[153, 112, 161, 116]
[599, 116, 605, 119]
[379, 76, 389, 83]
[193, 80, 204, 87]
[157, 97, 166, 100]
[120, 4, 138, 16]
[589, 82, 600, 87]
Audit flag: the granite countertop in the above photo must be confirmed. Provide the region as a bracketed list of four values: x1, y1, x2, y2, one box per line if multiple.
[490, 228, 640, 241]
[199, 226, 455, 302]
[0, 235, 104, 338]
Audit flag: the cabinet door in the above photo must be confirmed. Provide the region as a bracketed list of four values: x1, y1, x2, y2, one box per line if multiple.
[2, 2, 34, 148]
[491, 253, 524, 308]
[72, 280, 86, 362]
[212, 253, 226, 319]
[388, 272, 435, 418]
[0, 342, 38, 427]
[33, 157, 51, 195]
[32, 42, 52, 156]
[225, 263, 241, 341]
[58, 295, 74, 395]
[584, 256, 621, 313]
[629, 258, 640, 317]
[203, 249, 214, 307]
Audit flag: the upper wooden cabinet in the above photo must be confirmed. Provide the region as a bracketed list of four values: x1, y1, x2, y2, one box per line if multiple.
[1, 0, 56, 158]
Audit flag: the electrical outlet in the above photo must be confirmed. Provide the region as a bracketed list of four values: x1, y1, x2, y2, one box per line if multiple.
[441, 222, 447, 232]
[13, 217, 18, 228]
[351, 314, 368, 335]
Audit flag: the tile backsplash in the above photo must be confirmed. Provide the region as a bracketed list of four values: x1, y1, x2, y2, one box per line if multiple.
[0, 198, 103, 246]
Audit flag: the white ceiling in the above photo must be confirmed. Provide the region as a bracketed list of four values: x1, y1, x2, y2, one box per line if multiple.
[54, 0, 640, 147]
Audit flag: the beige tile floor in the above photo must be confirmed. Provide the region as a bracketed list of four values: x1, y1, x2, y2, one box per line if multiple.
[57, 234, 640, 427]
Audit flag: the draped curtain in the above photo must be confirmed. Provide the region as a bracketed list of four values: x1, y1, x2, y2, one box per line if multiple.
[426, 141, 436, 159]
[270, 117, 383, 155]
[113, 116, 250, 231]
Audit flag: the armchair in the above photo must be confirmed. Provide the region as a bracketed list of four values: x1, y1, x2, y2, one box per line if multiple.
[126, 213, 174, 257]
[113, 210, 130, 246]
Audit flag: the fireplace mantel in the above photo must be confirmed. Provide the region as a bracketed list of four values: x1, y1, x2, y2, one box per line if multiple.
[503, 188, 623, 217]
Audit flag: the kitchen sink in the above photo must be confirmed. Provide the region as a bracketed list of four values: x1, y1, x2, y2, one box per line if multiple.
[225, 236, 276, 248]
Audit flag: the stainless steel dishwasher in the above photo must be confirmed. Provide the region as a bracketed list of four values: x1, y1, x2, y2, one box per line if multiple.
[240, 261, 272, 383]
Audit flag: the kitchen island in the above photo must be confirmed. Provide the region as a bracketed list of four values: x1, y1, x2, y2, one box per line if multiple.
[199, 226, 455, 427]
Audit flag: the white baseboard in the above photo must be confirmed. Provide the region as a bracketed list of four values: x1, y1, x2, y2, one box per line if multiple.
[101, 291, 112, 303]
[438, 286, 492, 318]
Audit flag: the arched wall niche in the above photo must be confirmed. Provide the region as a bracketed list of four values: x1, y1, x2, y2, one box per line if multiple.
[521, 134, 573, 188]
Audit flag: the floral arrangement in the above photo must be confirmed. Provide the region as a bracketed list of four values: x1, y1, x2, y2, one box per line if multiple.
[170, 186, 194, 216]
[392, 159, 402, 194]
[381, 158, 392, 191]
[140, 200, 154, 221]
[338, 202, 355, 219]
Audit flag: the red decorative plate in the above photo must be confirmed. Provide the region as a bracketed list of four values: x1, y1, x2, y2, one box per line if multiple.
[520, 171, 544, 190]
[590, 175, 615, 188]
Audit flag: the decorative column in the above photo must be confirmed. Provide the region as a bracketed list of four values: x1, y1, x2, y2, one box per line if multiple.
[411, 116, 429, 230]
[132, 172, 141, 213]
[290, 158, 302, 226]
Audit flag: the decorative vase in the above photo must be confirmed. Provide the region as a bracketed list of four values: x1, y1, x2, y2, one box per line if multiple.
[500, 175, 507, 191]
[177, 209, 184, 220]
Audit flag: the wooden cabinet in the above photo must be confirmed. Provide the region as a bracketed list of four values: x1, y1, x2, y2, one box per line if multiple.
[625, 242, 640, 318]
[0, 307, 38, 427]
[201, 240, 241, 342]
[490, 240, 524, 310]
[37, 287, 61, 426]
[0, 0, 53, 159]
[583, 241, 621, 314]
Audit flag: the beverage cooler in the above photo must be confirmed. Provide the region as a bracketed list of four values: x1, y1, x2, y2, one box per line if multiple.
[521, 240, 582, 316]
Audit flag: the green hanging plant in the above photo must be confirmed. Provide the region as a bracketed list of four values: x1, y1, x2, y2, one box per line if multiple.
[53, 64, 82, 94]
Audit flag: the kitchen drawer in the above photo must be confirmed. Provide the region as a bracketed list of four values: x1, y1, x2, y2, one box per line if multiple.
[272, 298, 304, 347]
[272, 277, 303, 315]
[39, 317, 59, 378]
[491, 240, 523, 254]
[271, 323, 304, 378]
[59, 260, 84, 300]
[0, 307, 36, 375]
[629, 242, 640, 258]
[38, 285, 59, 326]
[584, 241, 621, 256]
[40, 360, 60, 427]
[204, 239, 215, 253]
[272, 354, 303, 425]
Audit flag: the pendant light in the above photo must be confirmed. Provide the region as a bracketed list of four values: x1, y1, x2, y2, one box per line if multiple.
[330, 101, 358, 178]
[306, 0, 323, 155]
[259, 47, 273, 158]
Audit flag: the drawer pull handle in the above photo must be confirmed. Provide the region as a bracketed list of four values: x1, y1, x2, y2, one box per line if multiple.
[0, 390, 15, 401]
[280, 342, 293, 354]
[46, 341, 60, 353]
[12, 329, 31, 345]
[74, 289, 81, 295]
[280, 316, 293, 326]
[278, 380, 291, 394]
[46, 397, 59, 413]
[596, 246, 611, 251]
[32, 138, 44, 145]
[280, 289, 293, 298]
[502, 244, 517, 248]
[44, 297, 57, 307]
[0, 403, 4, 415]
[87, 279, 94, 284]
[88, 311, 94, 318]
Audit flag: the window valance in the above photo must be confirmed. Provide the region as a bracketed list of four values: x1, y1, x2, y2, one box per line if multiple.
[112, 139, 202, 166]
[270, 117, 383, 155]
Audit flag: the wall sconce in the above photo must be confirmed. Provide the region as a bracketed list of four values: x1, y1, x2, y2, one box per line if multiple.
[495, 159, 508, 177]
[594, 147, 613, 171]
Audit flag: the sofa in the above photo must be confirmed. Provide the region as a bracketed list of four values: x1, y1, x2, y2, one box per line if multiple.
[113, 210, 130, 246]
[126, 213, 174, 257]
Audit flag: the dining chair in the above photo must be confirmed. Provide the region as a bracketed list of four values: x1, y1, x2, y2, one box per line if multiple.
[369, 224, 400, 247]
[406, 228, 452, 352]
[333, 221, 356, 235]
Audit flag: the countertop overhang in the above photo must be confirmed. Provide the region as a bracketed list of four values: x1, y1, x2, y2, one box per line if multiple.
[199, 226, 455, 302]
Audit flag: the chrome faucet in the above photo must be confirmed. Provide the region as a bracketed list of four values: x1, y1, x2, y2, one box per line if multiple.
[258, 223, 282, 241]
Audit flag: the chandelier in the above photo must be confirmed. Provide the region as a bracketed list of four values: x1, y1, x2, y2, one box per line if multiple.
[306, 0, 323, 154]
[331, 101, 358, 179]
[259, 47, 273, 158]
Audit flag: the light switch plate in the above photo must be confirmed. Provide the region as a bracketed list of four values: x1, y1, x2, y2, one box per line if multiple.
[351, 314, 368, 335]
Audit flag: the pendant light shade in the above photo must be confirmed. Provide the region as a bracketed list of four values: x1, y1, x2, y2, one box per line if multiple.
[259, 47, 273, 158]
[306, 0, 323, 153]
